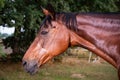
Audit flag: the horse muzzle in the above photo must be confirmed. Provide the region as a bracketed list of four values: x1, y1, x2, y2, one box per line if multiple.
[22, 60, 39, 75]
[22, 48, 48, 75]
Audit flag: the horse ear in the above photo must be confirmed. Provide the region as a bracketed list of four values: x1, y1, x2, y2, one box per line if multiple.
[41, 4, 55, 19]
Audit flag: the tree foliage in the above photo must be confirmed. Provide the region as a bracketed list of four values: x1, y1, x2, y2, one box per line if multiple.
[0, 0, 119, 56]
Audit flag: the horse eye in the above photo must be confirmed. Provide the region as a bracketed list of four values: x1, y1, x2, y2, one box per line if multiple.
[41, 31, 48, 35]
[52, 26, 56, 28]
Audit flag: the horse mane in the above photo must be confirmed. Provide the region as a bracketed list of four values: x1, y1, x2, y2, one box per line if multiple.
[41, 12, 78, 32]
[56, 12, 120, 32]
[56, 12, 79, 32]
[42, 12, 120, 32]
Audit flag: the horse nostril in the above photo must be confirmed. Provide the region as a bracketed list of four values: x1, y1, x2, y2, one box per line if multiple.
[22, 60, 27, 66]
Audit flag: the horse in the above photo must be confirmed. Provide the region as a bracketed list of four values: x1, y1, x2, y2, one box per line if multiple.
[22, 4, 120, 79]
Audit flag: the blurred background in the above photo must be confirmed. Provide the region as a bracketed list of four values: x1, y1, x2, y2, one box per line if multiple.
[0, 0, 120, 80]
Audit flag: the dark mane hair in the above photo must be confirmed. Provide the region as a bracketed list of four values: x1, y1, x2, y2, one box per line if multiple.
[56, 12, 78, 31]
[40, 15, 52, 28]
[41, 12, 79, 32]
[41, 12, 120, 32]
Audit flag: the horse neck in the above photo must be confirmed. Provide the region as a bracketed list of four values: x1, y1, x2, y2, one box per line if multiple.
[69, 14, 120, 68]
[69, 30, 117, 68]
[76, 14, 120, 48]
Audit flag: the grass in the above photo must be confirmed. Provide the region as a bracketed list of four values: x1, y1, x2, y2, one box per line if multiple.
[0, 45, 118, 80]
[0, 44, 7, 58]
[0, 58, 118, 80]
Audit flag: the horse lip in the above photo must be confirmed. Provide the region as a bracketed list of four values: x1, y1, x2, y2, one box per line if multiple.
[23, 61, 39, 75]
[27, 64, 39, 75]
[24, 48, 48, 75]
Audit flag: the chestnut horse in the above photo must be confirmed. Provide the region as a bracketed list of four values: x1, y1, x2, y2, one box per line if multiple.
[22, 5, 120, 79]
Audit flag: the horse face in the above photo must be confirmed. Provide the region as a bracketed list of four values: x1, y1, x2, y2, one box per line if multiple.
[22, 17, 70, 74]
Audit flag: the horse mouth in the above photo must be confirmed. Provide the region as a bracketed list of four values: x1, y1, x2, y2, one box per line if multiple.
[22, 60, 39, 75]
[27, 65, 38, 75]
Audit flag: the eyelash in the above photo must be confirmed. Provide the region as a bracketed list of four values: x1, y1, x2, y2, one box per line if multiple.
[41, 31, 48, 35]
[41, 26, 56, 35]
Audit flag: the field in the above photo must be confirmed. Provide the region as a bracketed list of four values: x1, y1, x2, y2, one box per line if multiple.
[0, 45, 118, 80]
[0, 57, 118, 80]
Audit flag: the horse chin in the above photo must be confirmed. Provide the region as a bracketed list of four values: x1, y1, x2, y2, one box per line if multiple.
[28, 67, 38, 75]
[24, 63, 39, 75]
